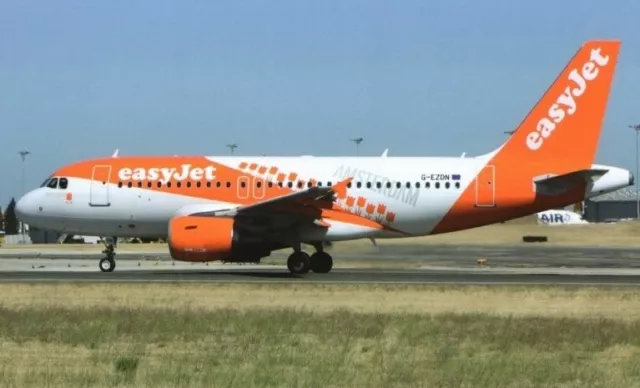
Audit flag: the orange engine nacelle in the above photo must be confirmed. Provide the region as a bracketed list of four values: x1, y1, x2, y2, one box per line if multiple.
[168, 216, 236, 262]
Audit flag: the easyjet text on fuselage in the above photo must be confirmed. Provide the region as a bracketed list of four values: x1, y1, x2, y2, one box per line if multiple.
[526, 47, 610, 151]
[118, 164, 217, 183]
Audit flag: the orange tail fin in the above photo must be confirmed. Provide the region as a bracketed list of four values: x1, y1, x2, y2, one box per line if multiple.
[433, 40, 622, 234]
[486, 40, 621, 174]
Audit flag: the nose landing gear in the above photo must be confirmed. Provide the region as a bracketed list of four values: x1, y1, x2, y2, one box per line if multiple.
[99, 240, 116, 272]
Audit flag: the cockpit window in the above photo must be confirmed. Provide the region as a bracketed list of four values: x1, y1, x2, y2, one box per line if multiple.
[40, 178, 52, 187]
[46, 178, 59, 189]
[59, 178, 68, 189]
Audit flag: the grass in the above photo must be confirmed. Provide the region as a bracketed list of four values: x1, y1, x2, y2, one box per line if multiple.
[2, 284, 640, 387]
[5, 218, 640, 254]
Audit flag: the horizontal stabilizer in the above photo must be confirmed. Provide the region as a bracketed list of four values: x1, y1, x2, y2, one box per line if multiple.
[533, 169, 608, 196]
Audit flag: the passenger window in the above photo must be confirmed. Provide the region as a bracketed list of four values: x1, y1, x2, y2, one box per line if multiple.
[137, 182, 142, 188]
[366, 182, 371, 188]
[127, 182, 132, 188]
[347, 182, 352, 188]
[405, 182, 410, 188]
[357, 182, 361, 188]
[58, 178, 69, 189]
[386, 182, 391, 189]
[435, 182, 440, 189]
[216, 181, 221, 188]
[167, 182, 172, 188]
[186, 182, 192, 188]
[118, 182, 123, 188]
[455, 182, 460, 189]
[445, 182, 450, 189]
[197, 181, 201, 188]
[46, 178, 59, 189]
[376, 182, 381, 189]
[177, 182, 182, 188]
[226, 181, 231, 188]
[415, 182, 420, 188]
[396, 182, 401, 189]
[147, 182, 152, 188]
[425, 182, 431, 189]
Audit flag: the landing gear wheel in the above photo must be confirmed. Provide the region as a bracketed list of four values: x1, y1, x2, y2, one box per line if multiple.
[99, 257, 116, 272]
[287, 252, 311, 275]
[310, 252, 333, 273]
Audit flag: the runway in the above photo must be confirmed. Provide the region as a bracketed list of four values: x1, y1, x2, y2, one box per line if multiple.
[1, 244, 640, 285]
[5, 243, 640, 267]
[2, 267, 640, 285]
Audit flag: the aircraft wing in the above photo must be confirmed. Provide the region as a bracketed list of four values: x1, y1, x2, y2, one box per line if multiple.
[533, 169, 608, 196]
[188, 177, 352, 222]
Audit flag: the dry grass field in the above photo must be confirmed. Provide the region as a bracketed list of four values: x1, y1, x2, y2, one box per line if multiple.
[2, 283, 640, 387]
[4, 216, 640, 255]
[370, 217, 640, 249]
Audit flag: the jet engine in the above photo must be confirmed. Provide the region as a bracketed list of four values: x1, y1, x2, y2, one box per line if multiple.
[167, 215, 271, 263]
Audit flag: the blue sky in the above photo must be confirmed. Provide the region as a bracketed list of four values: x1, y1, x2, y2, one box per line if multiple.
[1, 0, 639, 206]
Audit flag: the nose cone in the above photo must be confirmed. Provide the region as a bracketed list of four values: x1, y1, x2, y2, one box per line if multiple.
[15, 196, 26, 220]
[15, 190, 38, 223]
[630, 171, 635, 187]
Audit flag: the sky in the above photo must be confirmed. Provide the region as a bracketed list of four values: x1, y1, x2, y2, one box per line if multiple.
[1, 0, 639, 206]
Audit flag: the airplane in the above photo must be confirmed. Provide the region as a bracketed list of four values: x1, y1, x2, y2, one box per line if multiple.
[536, 209, 589, 225]
[15, 39, 632, 275]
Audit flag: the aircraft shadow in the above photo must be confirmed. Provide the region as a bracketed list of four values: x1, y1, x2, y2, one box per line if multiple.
[144, 270, 306, 279]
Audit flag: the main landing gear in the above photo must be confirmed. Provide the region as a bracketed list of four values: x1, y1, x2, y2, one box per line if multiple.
[99, 240, 116, 273]
[287, 245, 333, 275]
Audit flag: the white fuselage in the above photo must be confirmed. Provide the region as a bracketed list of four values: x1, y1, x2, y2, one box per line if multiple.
[15, 156, 632, 242]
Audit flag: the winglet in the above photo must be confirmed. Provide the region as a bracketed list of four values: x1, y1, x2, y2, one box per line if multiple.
[331, 177, 353, 199]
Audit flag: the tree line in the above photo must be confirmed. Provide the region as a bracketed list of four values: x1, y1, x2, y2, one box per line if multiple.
[0, 198, 19, 235]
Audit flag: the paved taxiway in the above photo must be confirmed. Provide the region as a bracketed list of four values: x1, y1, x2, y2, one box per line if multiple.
[1, 244, 640, 285]
[4, 243, 640, 267]
[3, 266, 640, 285]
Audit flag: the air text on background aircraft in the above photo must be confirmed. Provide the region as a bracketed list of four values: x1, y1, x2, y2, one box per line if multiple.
[526, 47, 610, 151]
[539, 212, 570, 224]
[118, 164, 217, 183]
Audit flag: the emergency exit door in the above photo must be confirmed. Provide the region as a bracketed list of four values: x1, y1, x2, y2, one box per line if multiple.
[90, 165, 112, 206]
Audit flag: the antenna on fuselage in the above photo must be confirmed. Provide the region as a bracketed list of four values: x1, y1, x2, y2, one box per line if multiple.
[111, 149, 119, 158]
[381, 149, 388, 157]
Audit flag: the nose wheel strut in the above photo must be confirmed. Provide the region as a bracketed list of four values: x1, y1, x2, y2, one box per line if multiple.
[99, 242, 116, 272]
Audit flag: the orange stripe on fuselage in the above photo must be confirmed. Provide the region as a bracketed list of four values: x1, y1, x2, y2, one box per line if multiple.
[54, 156, 400, 232]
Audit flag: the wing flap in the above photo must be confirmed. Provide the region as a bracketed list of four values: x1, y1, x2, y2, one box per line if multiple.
[188, 177, 353, 218]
